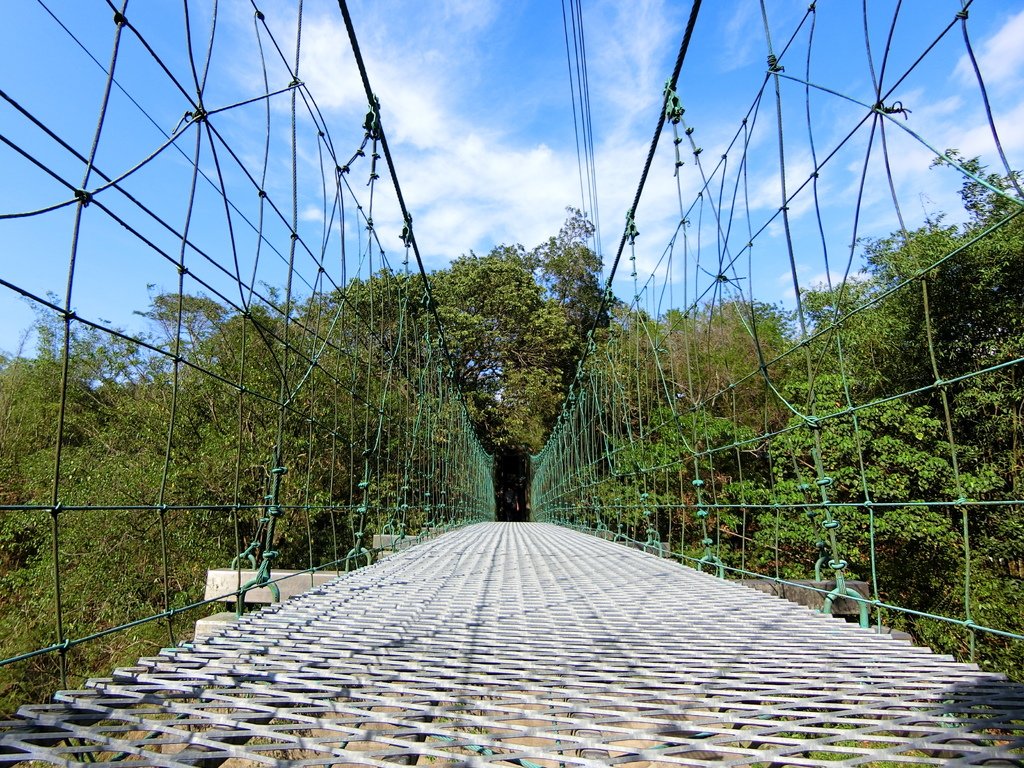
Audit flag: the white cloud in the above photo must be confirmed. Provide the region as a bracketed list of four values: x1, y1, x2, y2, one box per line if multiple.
[225, 0, 1024, 309]
[744, 151, 820, 218]
[249, 0, 694, 278]
[957, 98, 1024, 160]
[775, 262, 857, 302]
[588, 0, 681, 129]
[718, 0, 761, 74]
[955, 9, 1024, 90]
[439, 0, 500, 32]
[295, 12, 452, 149]
[398, 134, 582, 265]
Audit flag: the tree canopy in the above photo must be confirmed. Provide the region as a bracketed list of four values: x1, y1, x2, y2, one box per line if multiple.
[531, 159, 1024, 679]
[431, 208, 604, 452]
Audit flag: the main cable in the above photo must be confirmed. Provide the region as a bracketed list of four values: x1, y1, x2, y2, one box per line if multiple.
[334, 0, 465, 393]
[560, 0, 703, 393]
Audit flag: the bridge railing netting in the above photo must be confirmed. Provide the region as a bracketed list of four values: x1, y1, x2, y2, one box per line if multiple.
[0, 3, 492, 709]
[532, 1, 1024, 679]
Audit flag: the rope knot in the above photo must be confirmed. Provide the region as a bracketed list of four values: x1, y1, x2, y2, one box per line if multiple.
[75, 189, 92, 206]
[625, 209, 639, 244]
[663, 81, 684, 124]
[767, 54, 784, 73]
[400, 214, 413, 247]
[363, 95, 381, 138]
[876, 100, 911, 119]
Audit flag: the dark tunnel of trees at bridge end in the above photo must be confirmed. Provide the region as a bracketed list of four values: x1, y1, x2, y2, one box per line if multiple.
[495, 450, 530, 522]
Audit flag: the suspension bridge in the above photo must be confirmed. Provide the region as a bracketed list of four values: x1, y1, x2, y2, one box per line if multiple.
[2, 1, 1024, 764]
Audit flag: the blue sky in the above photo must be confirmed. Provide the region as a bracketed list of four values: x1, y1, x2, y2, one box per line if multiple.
[2, 1, 1023, 356]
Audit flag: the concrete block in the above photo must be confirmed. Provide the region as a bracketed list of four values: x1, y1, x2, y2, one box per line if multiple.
[204, 569, 337, 605]
[873, 625, 915, 643]
[739, 578, 870, 615]
[372, 534, 414, 551]
[193, 611, 237, 640]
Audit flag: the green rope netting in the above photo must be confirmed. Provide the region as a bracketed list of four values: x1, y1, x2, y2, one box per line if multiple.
[533, 1, 1024, 674]
[0, 2, 491, 697]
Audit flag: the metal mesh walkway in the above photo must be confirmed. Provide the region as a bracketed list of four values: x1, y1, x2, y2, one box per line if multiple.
[2, 522, 1023, 766]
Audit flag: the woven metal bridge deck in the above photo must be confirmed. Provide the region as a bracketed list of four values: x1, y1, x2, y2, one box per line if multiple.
[2, 522, 1023, 766]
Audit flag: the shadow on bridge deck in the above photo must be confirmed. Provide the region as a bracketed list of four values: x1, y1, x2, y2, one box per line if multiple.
[1, 523, 1022, 766]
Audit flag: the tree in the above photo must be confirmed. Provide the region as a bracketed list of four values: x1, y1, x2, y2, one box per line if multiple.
[431, 245, 573, 452]
[532, 207, 606, 345]
[786, 155, 1024, 671]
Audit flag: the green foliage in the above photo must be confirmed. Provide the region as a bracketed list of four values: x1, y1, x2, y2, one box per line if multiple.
[431, 210, 603, 452]
[532, 207, 606, 344]
[0, 264, 494, 713]
[534, 158, 1024, 679]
